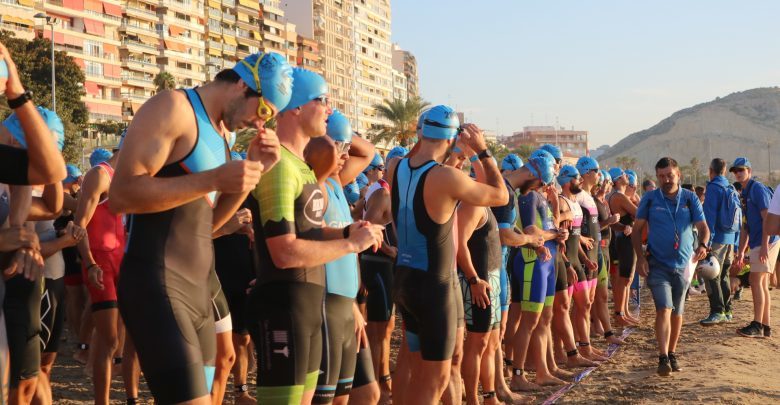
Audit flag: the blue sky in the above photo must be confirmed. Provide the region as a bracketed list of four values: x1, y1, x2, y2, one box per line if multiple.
[391, 0, 780, 147]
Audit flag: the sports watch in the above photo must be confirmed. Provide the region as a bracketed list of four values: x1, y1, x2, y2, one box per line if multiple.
[477, 148, 493, 160]
[7, 90, 32, 109]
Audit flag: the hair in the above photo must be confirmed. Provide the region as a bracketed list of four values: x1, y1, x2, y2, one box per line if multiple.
[214, 69, 260, 98]
[642, 179, 655, 189]
[709, 158, 727, 175]
[695, 186, 705, 194]
[681, 183, 694, 191]
[655, 157, 679, 171]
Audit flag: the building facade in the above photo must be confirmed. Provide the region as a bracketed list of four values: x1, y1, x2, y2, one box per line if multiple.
[391, 43, 417, 98]
[504, 126, 590, 158]
[352, 0, 392, 133]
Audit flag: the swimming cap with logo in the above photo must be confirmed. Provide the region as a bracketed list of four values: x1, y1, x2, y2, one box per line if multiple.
[232, 52, 293, 112]
[608, 167, 625, 181]
[557, 165, 580, 187]
[422, 105, 459, 140]
[64, 164, 82, 184]
[576, 156, 599, 174]
[501, 154, 523, 171]
[526, 156, 555, 186]
[280, 67, 328, 113]
[540, 144, 563, 161]
[386, 146, 408, 161]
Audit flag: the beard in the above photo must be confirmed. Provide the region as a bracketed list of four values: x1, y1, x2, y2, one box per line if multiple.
[571, 184, 582, 194]
[519, 178, 540, 194]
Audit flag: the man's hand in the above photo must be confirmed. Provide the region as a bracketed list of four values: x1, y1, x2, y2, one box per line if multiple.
[247, 128, 281, 174]
[222, 208, 252, 236]
[693, 246, 707, 262]
[581, 236, 594, 250]
[567, 263, 578, 284]
[3, 248, 44, 281]
[215, 159, 263, 194]
[469, 278, 492, 309]
[348, 221, 384, 253]
[62, 221, 85, 247]
[535, 245, 551, 262]
[459, 123, 487, 153]
[87, 264, 105, 290]
[0, 227, 40, 252]
[608, 213, 620, 225]
[733, 252, 744, 271]
[556, 228, 569, 243]
[353, 304, 368, 352]
[636, 255, 649, 277]
[0, 41, 25, 98]
[623, 225, 633, 237]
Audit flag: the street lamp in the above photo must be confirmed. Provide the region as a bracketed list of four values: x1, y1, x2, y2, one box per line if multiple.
[34, 13, 57, 112]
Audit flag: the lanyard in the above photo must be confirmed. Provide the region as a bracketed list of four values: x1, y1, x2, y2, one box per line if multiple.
[659, 189, 681, 249]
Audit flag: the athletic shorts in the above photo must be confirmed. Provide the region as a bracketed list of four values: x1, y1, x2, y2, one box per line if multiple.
[352, 345, 375, 388]
[647, 261, 689, 316]
[499, 247, 510, 312]
[453, 272, 465, 326]
[393, 266, 456, 361]
[459, 270, 500, 333]
[209, 269, 232, 334]
[314, 294, 357, 404]
[4, 275, 42, 385]
[749, 241, 780, 273]
[511, 243, 557, 313]
[84, 248, 123, 311]
[62, 246, 83, 286]
[598, 246, 610, 289]
[360, 254, 394, 322]
[247, 282, 324, 404]
[40, 277, 65, 354]
[554, 255, 569, 293]
[614, 233, 636, 278]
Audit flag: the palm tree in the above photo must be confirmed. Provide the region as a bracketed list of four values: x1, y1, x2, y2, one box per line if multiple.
[369, 96, 429, 147]
[153, 71, 176, 93]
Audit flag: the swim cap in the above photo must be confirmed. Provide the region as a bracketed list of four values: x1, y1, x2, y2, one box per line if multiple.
[530, 149, 553, 161]
[233, 52, 293, 112]
[625, 170, 637, 186]
[501, 154, 523, 171]
[280, 67, 328, 113]
[422, 105, 460, 140]
[326, 110, 352, 143]
[366, 152, 384, 170]
[526, 156, 555, 185]
[3, 106, 64, 151]
[386, 146, 408, 161]
[608, 167, 625, 181]
[557, 165, 580, 187]
[416, 111, 428, 131]
[344, 181, 360, 205]
[230, 151, 243, 161]
[540, 144, 563, 161]
[575, 156, 599, 174]
[356, 173, 369, 190]
[599, 169, 612, 184]
[64, 164, 82, 184]
[0, 60, 7, 79]
[90, 148, 113, 167]
[239, 152, 247, 160]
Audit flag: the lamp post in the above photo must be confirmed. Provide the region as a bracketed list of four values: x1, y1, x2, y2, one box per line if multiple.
[34, 13, 57, 112]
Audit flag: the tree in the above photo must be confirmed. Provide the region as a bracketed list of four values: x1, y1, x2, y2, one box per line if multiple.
[509, 144, 536, 163]
[92, 120, 127, 136]
[154, 71, 176, 93]
[0, 29, 89, 165]
[368, 96, 429, 147]
[488, 140, 509, 163]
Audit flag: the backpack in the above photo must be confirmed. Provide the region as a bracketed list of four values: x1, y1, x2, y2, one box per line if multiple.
[714, 182, 742, 234]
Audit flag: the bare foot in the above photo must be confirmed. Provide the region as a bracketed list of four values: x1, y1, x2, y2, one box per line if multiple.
[510, 375, 541, 392]
[566, 355, 597, 368]
[236, 393, 257, 405]
[614, 315, 639, 327]
[497, 389, 532, 404]
[591, 346, 607, 357]
[582, 351, 609, 362]
[606, 335, 625, 345]
[552, 368, 574, 379]
[73, 349, 88, 365]
[536, 374, 566, 386]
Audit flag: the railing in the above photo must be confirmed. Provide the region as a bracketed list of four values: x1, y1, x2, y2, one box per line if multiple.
[121, 39, 159, 51]
[121, 93, 151, 102]
[124, 5, 159, 19]
[89, 112, 124, 122]
[121, 57, 159, 68]
[87, 72, 122, 82]
[121, 74, 154, 83]
[222, 13, 236, 23]
[120, 22, 157, 33]
[222, 0, 234, 6]
[208, 8, 221, 19]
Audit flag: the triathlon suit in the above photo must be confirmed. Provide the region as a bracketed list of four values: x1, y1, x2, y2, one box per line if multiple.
[118, 88, 226, 403]
[213, 196, 256, 336]
[576, 191, 601, 288]
[248, 146, 325, 403]
[208, 265, 231, 334]
[595, 198, 612, 288]
[84, 161, 125, 311]
[609, 192, 636, 279]
[36, 218, 65, 355]
[391, 158, 457, 361]
[0, 189, 8, 396]
[512, 190, 557, 312]
[56, 212, 82, 286]
[314, 178, 362, 404]
[458, 207, 502, 333]
[360, 179, 395, 322]
[560, 195, 585, 293]
[490, 178, 517, 313]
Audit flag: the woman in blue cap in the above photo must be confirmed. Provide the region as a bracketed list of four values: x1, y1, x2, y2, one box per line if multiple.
[607, 167, 641, 327]
[89, 148, 113, 168]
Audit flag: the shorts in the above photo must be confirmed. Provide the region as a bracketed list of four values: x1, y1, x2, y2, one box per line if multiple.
[247, 282, 324, 404]
[209, 269, 232, 334]
[360, 254, 395, 322]
[314, 294, 357, 404]
[40, 277, 65, 353]
[647, 261, 689, 316]
[394, 266, 456, 361]
[459, 270, 500, 333]
[614, 233, 636, 278]
[352, 345, 375, 388]
[511, 243, 557, 312]
[499, 247, 511, 311]
[62, 246, 83, 286]
[453, 272, 465, 326]
[598, 247, 609, 289]
[4, 275, 42, 385]
[748, 241, 780, 273]
[84, 248, 123, 311]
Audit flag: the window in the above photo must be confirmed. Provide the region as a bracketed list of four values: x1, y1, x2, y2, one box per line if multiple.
[83, 40, 102, 57]
[85, 60, 103, 76]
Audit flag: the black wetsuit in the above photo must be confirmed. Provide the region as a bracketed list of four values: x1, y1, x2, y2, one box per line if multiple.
[458, 208, 502, 333]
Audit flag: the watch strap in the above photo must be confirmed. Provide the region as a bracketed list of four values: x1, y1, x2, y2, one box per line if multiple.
[7, 91, 32, 109]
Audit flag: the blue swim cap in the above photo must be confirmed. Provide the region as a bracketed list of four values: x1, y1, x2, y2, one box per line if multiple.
[239, 152, 247, 160]
[416, 111, 429, 131]
[230, 151, 243, 161]
[422, 105, 460, 140]
[3, 106, 64, 151]
[356, 173, 369, 189]
[64, 164, 82, 184]
[344, 181, 360, 205]
[526, 156, 555, 185]
[366, 152, 384, 170]
[625, 170, 637, 186]
[386, 146, 408, 161]
[530, 149, 553, 161]
[599, 169, 612, 184]
[0, 60, 7, 79]
[233, 52, 293, 113]
[501, 154, 523, 171]
[557, 165, 580, 187]
[576, 156, 600, 174]
[540, 144, 562, 161]
[281, 67, 328, 113]
[608, 167, 625, 181]
[326, 110, 352, 143]
[90, 148, 113, 167]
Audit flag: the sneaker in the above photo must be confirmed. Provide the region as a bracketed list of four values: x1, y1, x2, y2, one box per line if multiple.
[764, 325, 772, 338]
[734, 287, 743, 301]
[688, 286, 703, 296]
[668, 353, 682, 372]
[700, 313, 726, 326]
[657, 356, 672, 376]
[737, 321, 764, 338]
[724, 311, 733, 323]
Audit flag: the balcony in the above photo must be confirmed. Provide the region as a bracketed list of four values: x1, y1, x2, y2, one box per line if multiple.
[223, 13, 236, 23]
[162, 14, 205, 33]
[120, 22, 157, 35]
[121, 93, 152, 102]
[207, 25, 222, 35]
[121, 57, 160, 73]
[222, 0, 234, 5]
[121, 74, 156, 88]
[158, 0, 203, 15]
[125, 5, 160, 21]
[208, 8, 221, 19]
[86, 72, 122, 85]
[121, 39, 159, 52]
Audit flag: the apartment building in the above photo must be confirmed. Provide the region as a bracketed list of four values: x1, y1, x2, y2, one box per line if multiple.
[504, 126, 590, 158]
[391, 43, 417, 98]
[353, 0, 392, 133]
[296, 34, 321, 74]
[1, 0, 37, 41]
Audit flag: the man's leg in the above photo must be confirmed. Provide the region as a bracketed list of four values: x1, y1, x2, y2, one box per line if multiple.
[462, 332, 490, 405]
[440, 326, 463, 405]
[655, 308, 672, 355]
[391, 335, 410, 404]
[552, 290, 595, 368]
[211, 331, 236, 405]
[92, 308, 119, 405]
[231, 333, 254, 404]
[534, 308, 565, 386]
[404, 352, 450, 405]
[32, 352, 56, 405]
[669, 314, 683, 354]
[749, 272, 766, 324]
[122, 336, 140, 404]
[503, 303, 521, 367]
[366, 318, 394, 400]
[762, 274, 771, 326]
[509, 311, 541, 391]
[479, 330, 501, 405]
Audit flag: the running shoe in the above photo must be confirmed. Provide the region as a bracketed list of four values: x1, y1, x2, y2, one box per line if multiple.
[763, 325, 771, 338]
[668, 353, 682, 372]
[737, 321, 764, 338]
[724, 311, 733, 323]
[657, 356, 672, 376]
[700, 312, 726, 326]
[734, 287, 742, 301]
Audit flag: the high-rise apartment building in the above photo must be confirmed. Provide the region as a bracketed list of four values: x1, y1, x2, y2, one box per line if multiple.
[392, 67, 406, 101]
[119, 0, 161, 118]
[392, 43, 417, 98]
[259, 1, 296, 64]
[352, 0, 392, 133]
[156, 0, 206, 88]
[296, 34, 321, 74]
[1, 1, 37, 41]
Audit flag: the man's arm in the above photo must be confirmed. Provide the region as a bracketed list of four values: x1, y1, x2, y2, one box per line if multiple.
[702, 183, 718, 243]
[26, 182, 63, 221]
[455, 203, 482, 280]
[73, 166, 109, 267]
[498, 228, 541, 248]
[630, 218, 647, 259]
[438, 165, 508, 208]
[339, 136, 374, 186]
[363, 189, 396, 257]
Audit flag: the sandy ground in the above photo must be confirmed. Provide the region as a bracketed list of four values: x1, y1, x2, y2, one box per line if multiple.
[49, 285, 780, 404]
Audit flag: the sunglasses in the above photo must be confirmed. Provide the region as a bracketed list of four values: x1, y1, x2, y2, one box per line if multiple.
[733, 167, 747, 173]
[312, 96, 329, 106]
[371, 165, 385, 171]
[334, 141, 351, 154]
[588, 169, 599, 174]
[239, 53, 275, 120]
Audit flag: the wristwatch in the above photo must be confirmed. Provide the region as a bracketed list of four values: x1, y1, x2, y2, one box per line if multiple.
[468, 276, 478, 285]
[477, 148, 493, 160]
[698, 242, 708, 250]
[7, 90, 32, 109]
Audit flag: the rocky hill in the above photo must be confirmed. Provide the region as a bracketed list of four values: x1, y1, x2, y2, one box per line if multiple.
[599, 87, 780, 177]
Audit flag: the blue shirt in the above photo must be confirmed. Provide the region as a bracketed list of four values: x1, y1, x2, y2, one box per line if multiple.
[741, 179, 778, 249]
[637, 188, 705, 270]
[703, 175, 738, 246]
[323, 178, 359, 298]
